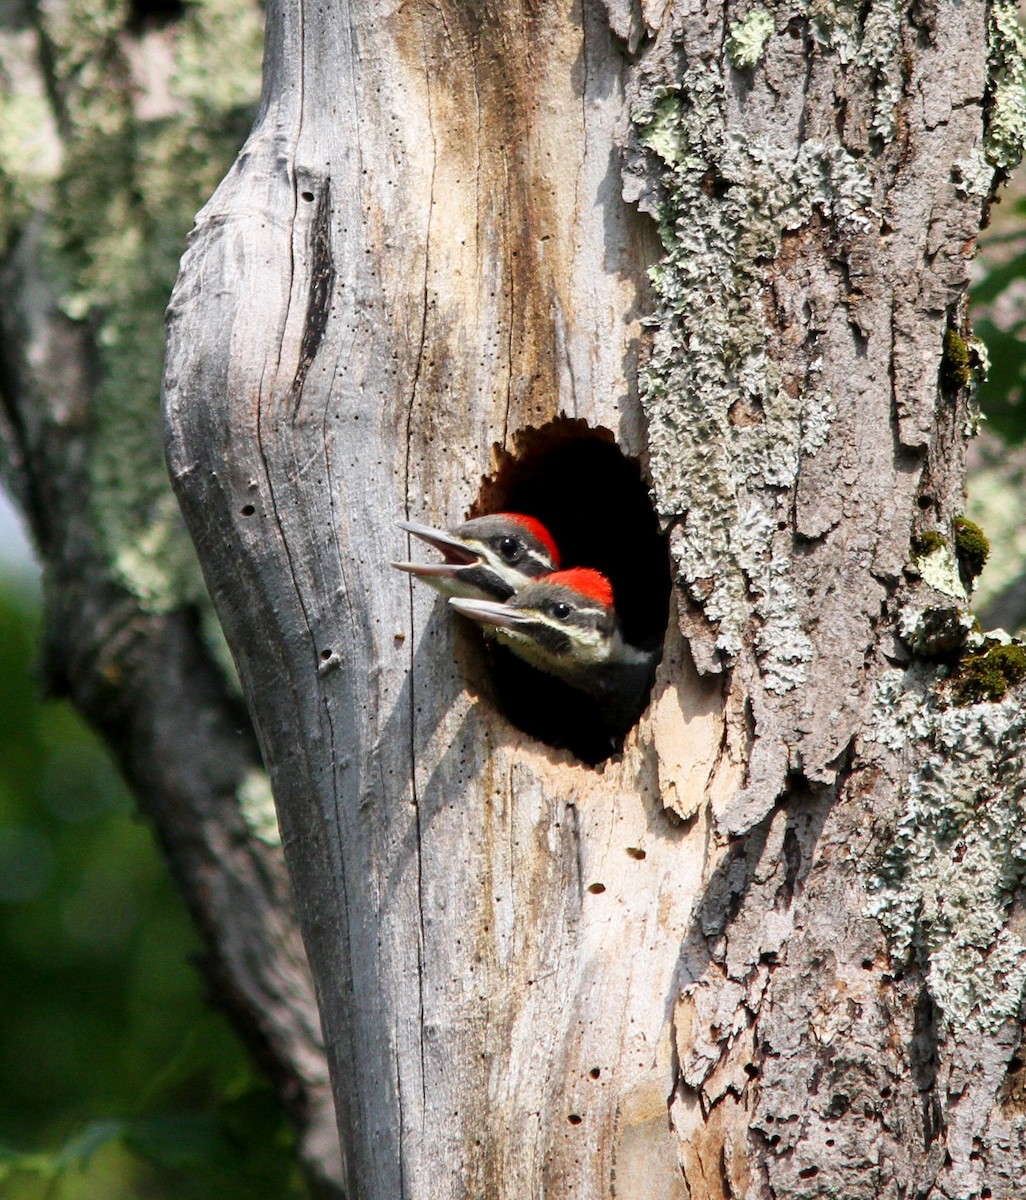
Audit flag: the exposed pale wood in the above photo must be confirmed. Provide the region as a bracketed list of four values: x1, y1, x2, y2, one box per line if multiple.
[163, 0, 1025, 1197]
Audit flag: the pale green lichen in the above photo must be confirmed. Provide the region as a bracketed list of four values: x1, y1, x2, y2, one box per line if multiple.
[727, 9, 776, 70]
[632, 67, 871, 675]
[911, 543, 967, 600]
[800, 360, 836, 458]
[0, 0, 263, 616]
[954, 149, 996, 200]
[237, 768, 281, 847]
[806, 0, 861, 58]
[985, 0, 1026, 172]
[866, 673, 1026, 1032]
[855, 0, 904, 141]
[805, 0, 903, 144]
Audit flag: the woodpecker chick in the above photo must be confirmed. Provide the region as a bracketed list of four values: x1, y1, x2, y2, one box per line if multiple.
[449, 568, 657, 742]
[392, 514, 560, 602]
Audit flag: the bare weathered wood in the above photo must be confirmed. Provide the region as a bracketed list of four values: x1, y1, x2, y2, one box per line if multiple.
[164, 0, 1026, 1197]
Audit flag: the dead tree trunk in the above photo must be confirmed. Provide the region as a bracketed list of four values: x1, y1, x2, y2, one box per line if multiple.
[164, 0, 1026, 1195]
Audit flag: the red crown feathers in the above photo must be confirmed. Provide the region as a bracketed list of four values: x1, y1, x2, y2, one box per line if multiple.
[501, 513, 561, 568]
[541, 568, 614, 608]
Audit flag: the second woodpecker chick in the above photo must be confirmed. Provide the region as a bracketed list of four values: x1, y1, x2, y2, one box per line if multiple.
[392, 513, 560, 602]
[449, 568, 657, 741]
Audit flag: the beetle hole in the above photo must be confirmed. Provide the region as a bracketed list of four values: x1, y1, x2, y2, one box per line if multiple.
[589, 1067, 601, 1079]
[467, 418, 671, 766]
[587, 882, 606, 894]
[567, 1113, 583, 1125]
[240, 504, 256, 517]
[301, 190, 315, 202]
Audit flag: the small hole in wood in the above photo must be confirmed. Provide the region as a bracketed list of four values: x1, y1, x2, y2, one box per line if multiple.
[321, 649, 333, 661]
[589, 1067, 601, 1079]
[240, 504, 256, 517]
[567, 1113, 583, 1125]
[468, 418, 671, 765]
[626, 846, 646, 860]
[301, 191, 315, 202]
[587, 882, 606, 894]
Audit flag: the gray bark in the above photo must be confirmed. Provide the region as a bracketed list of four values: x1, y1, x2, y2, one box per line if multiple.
[162, 0, 1026, 1196]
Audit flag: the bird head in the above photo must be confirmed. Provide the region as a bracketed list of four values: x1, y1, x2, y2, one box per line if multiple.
[449, 568, 638, 680]
[392, 513, 560, 601]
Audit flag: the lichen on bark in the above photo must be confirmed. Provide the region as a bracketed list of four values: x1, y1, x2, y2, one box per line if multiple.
[984, 0, 1026, 171]
[625, 61, 868, 680]
[726, 8, 775, 70]
[867, 677, 1026, 1033]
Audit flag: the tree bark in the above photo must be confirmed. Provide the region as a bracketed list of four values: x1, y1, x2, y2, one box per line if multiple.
[163, 0, 1026, 1197]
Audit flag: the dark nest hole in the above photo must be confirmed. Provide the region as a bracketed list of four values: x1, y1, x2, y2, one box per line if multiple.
[470, 418, 671, 766]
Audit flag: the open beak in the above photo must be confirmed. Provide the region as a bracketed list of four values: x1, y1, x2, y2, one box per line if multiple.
[391, 519, 481, 580]
[449, 597, 532, 630]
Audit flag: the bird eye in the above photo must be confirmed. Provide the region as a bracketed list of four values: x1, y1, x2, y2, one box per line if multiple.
[498, 536, 523, 562]
[551, 601, 572, 621]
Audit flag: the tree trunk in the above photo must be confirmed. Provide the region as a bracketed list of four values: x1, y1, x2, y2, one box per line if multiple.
[163, 0, 1026, 1197]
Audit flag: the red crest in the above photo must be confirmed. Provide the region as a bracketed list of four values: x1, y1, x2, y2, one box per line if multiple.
[543, 568, 614, 608]
[500, 513, 561, 568]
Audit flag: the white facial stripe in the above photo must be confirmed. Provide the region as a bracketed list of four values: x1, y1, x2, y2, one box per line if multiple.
[510, 611, 609, 655]
[496, 619, 611, 668]
[522, 546, 554, 570]
[477, 543, 552, 580]
[564, 605, 606, 621]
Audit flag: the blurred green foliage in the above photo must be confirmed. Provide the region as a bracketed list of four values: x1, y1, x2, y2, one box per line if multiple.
[973, 193, 1026, 442]
[0, 574, 308, 1200]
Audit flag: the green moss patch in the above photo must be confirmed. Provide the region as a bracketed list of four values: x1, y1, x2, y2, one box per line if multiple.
[953, 515, 990, 583]
[953, 643, 1026, 704]
[911, 529, 945, 558]
[941, 328, 972, 394]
